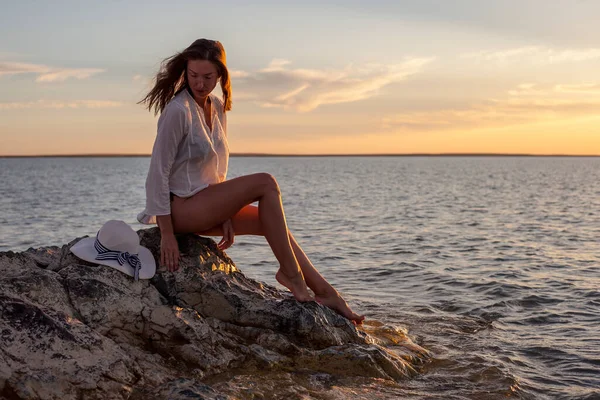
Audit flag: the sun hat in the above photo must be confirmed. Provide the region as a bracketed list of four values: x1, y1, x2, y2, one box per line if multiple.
[70, 220, 156, 280]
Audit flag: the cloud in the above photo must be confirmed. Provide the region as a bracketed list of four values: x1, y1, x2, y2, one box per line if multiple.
[234, 57, 435, 112]
[382, 82, 600, 132]
[132, 74, 154, 87]
[0, 61, 47, 75]
[462, 46, 600, 64]
[0, 100, 123, 110]
[0, 61, 104, 82]
[259, 59, 293, 73]
[554, 83, 600, 94]
[78, 100, 123, 108]
[232, 91, 258, 101]
[507, 83, 551, 97]
[36, 68, 105, 82]
[507, 82, 600, 97]
[229, 69, 250, 79]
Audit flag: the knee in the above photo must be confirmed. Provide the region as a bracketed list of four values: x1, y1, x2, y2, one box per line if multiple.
[255, 172, 280, 195]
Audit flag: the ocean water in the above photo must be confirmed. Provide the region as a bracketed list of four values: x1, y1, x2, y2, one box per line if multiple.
[1, 156, 599, 399]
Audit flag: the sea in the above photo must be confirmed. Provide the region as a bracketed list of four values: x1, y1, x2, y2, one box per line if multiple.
[1, 156, 599, 399]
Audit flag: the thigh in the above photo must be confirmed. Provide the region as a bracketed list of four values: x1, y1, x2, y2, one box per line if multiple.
[171, 174, 268, 233]
[196, 204, 262, 236]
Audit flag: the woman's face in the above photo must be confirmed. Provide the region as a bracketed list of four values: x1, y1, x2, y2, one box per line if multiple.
[187, 59, 219, 99]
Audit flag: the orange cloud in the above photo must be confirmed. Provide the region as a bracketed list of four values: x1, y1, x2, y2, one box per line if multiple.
[233, 58, 435, 112]
[0, 100, 123, 110]
[462, 46, 600, 64]
[382, 82, 600, 132]
[0, 61, 104, 82]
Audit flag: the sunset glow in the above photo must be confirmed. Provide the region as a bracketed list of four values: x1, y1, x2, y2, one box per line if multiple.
[1, 1, 599, 156]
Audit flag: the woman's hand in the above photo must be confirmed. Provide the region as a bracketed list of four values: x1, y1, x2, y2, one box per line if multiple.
[160, 233, 180, 272]
[218, 219, 235, 250]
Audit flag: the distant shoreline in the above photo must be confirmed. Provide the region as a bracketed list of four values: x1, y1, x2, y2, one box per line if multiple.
[0, 153, 599, 158]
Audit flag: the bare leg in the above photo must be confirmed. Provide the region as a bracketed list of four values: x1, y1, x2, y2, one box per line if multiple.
[171, 174, 312, 302]
[288, 233, 365, 324]
[198, 204, 365, 324]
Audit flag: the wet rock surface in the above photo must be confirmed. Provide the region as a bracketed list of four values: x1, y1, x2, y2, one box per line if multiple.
[0, 228, 428, 399]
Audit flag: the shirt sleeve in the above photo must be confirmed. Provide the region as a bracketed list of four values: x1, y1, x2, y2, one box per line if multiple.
[144, 103, 187, 216]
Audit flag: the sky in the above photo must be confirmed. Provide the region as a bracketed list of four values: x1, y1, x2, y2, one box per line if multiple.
[1, 0, 599, 156]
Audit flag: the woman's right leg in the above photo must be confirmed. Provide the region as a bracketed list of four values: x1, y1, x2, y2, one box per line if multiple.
[170, 173, 313, 302]
[197, 205, 365, 324]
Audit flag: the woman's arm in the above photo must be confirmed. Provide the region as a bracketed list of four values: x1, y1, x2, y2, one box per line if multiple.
[145, 104, 187, 216]
[156, 215, 180, 271]
[145, 104, 187, 271]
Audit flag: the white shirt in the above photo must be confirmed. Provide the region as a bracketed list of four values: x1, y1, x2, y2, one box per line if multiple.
[137, 89, 229, 224]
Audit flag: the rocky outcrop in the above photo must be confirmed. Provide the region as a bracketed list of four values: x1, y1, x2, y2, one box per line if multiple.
[0, 228, 428, 399]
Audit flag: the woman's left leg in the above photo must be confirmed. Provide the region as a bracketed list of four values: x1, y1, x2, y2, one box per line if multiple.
[199, 205, 365, 323]
[287, 232, 365, 323]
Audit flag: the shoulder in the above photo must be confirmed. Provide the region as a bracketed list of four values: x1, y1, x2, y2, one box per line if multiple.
[156, 95, 192, 136]
[170, 91, 192, 112]
[160, 93, 191, 120]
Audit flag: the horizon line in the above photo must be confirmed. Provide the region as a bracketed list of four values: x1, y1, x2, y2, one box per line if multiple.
[1, 152, 600, 158]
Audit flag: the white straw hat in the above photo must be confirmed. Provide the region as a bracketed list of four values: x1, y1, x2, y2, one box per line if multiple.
[70, 220, 156, 280]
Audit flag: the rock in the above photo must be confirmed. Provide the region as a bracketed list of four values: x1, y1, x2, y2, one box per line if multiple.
[0, 228, 428, 399]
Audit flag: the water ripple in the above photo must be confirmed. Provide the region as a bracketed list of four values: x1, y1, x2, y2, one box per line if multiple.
[2, 156, 599, 399]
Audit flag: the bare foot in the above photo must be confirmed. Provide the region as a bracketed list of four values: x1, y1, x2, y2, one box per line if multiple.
[315, 291, 365, 325]
[275, 269, 314, 302]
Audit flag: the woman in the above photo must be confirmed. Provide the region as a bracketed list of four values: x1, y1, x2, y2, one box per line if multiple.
[138, 39, 364, 324]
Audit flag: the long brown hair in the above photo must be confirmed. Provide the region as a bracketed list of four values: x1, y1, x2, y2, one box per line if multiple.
[140, 39, 232, 115]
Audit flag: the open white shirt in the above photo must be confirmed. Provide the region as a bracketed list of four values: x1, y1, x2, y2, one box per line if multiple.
[137, 89, 229, 224]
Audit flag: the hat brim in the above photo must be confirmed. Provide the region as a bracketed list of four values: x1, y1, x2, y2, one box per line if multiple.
[70, 237, 156, 280]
